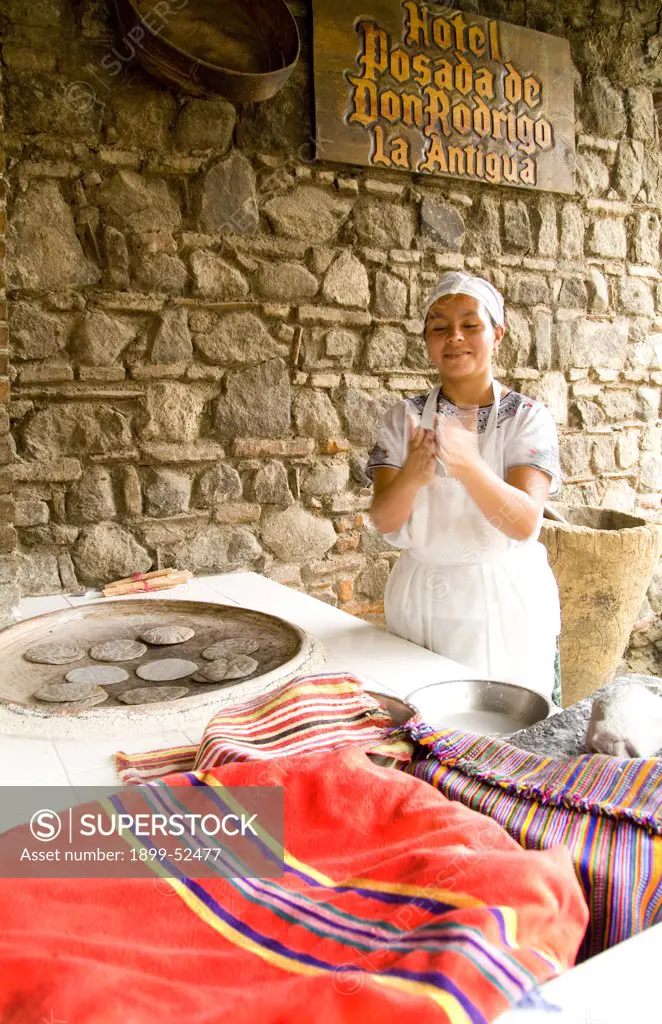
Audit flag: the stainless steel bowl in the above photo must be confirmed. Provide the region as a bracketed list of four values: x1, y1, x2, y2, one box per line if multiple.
[405, 679, 551, 737]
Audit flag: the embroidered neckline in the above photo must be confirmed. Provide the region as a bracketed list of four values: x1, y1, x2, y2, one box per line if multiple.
[408, 390, 525, 432]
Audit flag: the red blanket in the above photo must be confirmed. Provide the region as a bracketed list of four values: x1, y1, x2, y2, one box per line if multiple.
[0, 748, 587, 1023]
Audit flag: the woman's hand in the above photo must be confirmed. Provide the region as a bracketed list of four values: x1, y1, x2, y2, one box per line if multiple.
[435, 412, 482, 481]
[401, 415, 437, 487]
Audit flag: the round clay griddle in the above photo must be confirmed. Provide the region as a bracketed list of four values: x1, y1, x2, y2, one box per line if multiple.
[0, 599, 308, 718]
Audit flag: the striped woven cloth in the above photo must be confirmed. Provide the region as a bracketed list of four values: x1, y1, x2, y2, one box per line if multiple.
[403, 720, 662, 960]
[0, 747, 588, 1023]
[115, 673, 413, 784]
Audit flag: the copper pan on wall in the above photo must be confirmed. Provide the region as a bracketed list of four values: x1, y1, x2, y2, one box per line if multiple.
[114, 0, 300, 103]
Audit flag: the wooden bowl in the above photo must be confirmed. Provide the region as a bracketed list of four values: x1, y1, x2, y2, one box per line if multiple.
[114, 0, 300, 102]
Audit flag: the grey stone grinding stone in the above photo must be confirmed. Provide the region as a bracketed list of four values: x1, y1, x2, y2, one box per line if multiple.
[508, 675, 662, 758]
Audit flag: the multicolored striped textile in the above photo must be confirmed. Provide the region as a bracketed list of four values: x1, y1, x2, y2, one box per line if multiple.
[403, 720, 662, 960]
[0, 747, 588, 1023]
[115, 673, 412, 784]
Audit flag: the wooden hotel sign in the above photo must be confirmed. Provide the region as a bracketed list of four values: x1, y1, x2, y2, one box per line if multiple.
[312, 1, 576, 192]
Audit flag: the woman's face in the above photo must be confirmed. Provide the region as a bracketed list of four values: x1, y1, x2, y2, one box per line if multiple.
[424, 294, 504, 382]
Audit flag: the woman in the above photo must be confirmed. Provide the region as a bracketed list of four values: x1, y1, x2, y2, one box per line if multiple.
[368, 272, 561, 700]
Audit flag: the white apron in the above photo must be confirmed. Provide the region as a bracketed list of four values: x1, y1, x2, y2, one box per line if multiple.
[383, 381, 560, 699]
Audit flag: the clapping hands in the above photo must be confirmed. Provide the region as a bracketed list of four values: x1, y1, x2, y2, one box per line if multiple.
[434, 410, 482, 480]
[401, 415, 437, 487]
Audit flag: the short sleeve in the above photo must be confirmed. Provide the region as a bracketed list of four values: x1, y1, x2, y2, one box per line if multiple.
[365, 401, 410, 483]
[504, 401, 562, 497]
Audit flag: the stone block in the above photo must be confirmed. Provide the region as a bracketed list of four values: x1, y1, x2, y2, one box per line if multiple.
[9, 302, 70, 361]
[587, 267, 610, 312]
[292, 390, 342, 439]
[148, 308, 193, 364]
[139, 441, 226, 463]
[66, 466, 116, 523]
[23, 404, 132, 459]
[353, 199, 415, 249]
[176, 97, 236, 153]
[591, 435, 618, 472]
[340, 390, 397, 445]
[157, 525, 262, 574]
[264, 187, 353, 243]
[619, 278, 654, 316]
[72, 522, 152, 586]
[322, 252, 370, 308]
[255, 263, 318, 301]
[213, 503, 261, 524]
[12, 458, 81, 483]
[576, 151, 610, 196]
[640, 453, 662, 490]
[499, 309, 531, 368]
[570, 318, 629, 370]
[559, 435, 593, 478]
[598, 389, 638, 421]
[190, 251, 249, 301]
[192, 311, 287, 364]
[506, 274, 551, 306]
[300, 460, 350, 495]
[111, 86, 177, 152]
[141, 382, 207, 443]
[560, 204, 585, 260]
[617, 431, 640, 468]
[192, 463, 242, 508]
[215, 359, 290, 439]
[584, 77, 627, 138]
[503, 200, 532, 252]
[365, 325, 407, 370]
[97, 170, 181, 235]
[356, 560, 390, 600]
[628, 87, 658, 143]
[633, 212, 660, 266]
[143, 469, 191, 517]
[587, 219, 627, 259]
[262, 504, 336, 563]
[73, 310, 137, 366]
[252, 460, 294, 505]
[233, 438, 314, 458]
[8, 181, 100, 290]
[134, 253, 188, 296]
[420, 199, 465, 250]
[536, 195, 559, 257]
[614, 139, 645, 199]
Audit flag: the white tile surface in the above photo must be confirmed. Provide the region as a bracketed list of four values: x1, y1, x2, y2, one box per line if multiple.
[0, 736, 70, 785]
[16, 595, 71, 619]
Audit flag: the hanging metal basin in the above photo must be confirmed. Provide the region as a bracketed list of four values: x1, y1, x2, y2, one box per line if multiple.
[114, 0, 301, 102]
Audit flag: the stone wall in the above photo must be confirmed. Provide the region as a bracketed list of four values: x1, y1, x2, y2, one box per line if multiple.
[1, 0, 662, 670]
[0, 52, 18, 624]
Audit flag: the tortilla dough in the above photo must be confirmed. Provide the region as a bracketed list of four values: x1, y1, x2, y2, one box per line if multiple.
[34, 681, 105, 703]
[136, 659, 198, 681]
[140, 626, 195, 645]
[118, 686, 190, 705]
[199, 654, 258, 682]
[65, 666, 129, 686]
[89, 640, 147, 662]
[25, 643, 86, 666]
[201, 638, 260, 659]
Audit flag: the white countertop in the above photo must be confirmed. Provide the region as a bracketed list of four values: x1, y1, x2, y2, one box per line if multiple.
[1, 571, 658, 1021]
[0, 571, 473, 788]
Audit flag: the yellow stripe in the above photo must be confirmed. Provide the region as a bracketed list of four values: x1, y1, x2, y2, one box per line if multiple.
[104, 795, 475, 1023]
[195, 774, 484, 910]
[202, 680, 368, 727]
[165, 874, 473, 1024]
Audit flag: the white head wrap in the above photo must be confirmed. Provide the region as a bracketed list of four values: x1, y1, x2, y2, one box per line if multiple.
[423, 272, 505, 328]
